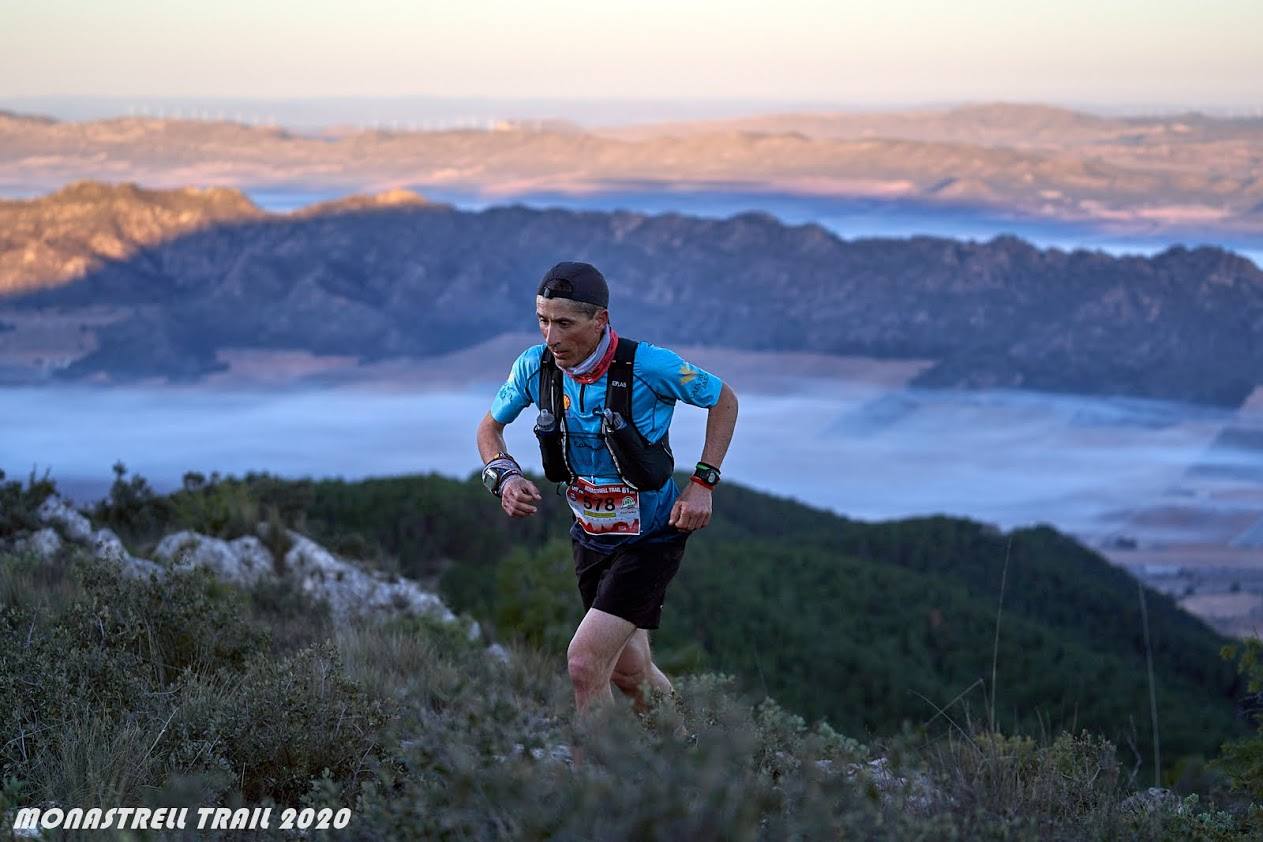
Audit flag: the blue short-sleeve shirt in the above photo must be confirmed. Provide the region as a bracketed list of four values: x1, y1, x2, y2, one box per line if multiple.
[490, 339, 724, 550]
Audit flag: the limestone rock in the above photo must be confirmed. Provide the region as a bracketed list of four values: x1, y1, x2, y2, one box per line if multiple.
[91, 527, 130, 563]
[154, 530, 273, 585]
[91, 527, 162, 578]
[26, 493, 474, 642]
[37, 496, 93, 544]
[282, 531, 454, 622]
[13, 527, 62, 559]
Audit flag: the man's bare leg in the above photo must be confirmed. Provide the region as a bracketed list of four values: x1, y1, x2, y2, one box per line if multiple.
[611, 629, 673, 713]
[567, 608, 638, 714]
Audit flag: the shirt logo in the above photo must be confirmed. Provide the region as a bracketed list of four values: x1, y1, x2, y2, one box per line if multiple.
[563, 394, 571, 410]
[610, 380, 628, 387]
[678, 364, 697, 385]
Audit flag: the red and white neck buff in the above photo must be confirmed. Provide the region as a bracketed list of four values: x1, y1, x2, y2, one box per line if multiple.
[562, 325, 620, 385]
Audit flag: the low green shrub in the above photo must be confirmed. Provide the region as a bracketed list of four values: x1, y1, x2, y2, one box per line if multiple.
[1217, 637, 1263, 798]
[1, 550, 388, 808]
[90, 462, 176, 551]
[91, 466, 297, 554]
[0, 468, 56, 538]
[164, 644, 390, 803]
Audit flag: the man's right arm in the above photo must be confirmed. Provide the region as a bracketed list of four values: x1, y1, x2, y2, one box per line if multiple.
[476, 411, 512, 464]
[476, 412, 542, 517]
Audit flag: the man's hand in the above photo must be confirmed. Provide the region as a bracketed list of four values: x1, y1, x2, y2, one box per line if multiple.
[500, 475, 543, 518]
[669, 481, 712, 532]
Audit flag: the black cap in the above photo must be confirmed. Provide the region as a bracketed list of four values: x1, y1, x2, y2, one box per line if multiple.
[537, 261, 608, 308]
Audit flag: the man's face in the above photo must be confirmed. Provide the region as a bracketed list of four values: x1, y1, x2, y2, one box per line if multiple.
[536, 296, 607, 367]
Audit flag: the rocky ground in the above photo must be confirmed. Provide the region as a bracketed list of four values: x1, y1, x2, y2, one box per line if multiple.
[7, 493, 509, 662]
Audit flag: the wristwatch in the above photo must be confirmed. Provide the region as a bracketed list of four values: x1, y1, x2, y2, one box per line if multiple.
[691, 462, 721, 489]
[482, 454, 522, 497]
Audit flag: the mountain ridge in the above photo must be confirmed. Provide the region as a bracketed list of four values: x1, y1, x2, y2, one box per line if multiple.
[2, 182, 1261, 407]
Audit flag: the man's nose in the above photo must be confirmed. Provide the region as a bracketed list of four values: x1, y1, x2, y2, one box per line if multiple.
[542, 323, 558, 344]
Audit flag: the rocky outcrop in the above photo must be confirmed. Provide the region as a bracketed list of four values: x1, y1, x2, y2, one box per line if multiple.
[36, 496, 93, 544]
[155, 530, 273, 586]
[17, 495, 482, 636]
[0, 181, 262, 295]
[91, 527, 138, 565]
[28, 496, 160, 576]
[15, 499, 164, 580]
[282, 532, 455, 622]
[13, 527, 61, 559]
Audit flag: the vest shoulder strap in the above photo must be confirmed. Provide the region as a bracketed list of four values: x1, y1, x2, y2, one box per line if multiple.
[537, 348, 564, 416]
[604, 337, 638, 416]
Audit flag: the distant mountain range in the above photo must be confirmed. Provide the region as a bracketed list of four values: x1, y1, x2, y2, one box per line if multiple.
[1, 182, 1261, 408]
[2, 103, 1262, 237]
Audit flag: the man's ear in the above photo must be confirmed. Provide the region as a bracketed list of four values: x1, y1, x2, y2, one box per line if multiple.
[596, 308, 610, 329]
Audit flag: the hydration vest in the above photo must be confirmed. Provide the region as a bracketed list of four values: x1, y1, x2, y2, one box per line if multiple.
[534, 338, 675, 491]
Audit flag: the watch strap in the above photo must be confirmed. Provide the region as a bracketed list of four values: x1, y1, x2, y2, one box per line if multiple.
[692, 462, 721, 489]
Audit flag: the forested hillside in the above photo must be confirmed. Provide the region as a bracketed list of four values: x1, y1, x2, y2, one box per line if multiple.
[86, 468, 1243, 772]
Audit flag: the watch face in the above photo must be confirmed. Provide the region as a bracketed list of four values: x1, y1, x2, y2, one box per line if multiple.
[482, 466, 499, 493]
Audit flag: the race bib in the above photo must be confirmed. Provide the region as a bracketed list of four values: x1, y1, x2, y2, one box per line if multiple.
[566, 477, 641, 536]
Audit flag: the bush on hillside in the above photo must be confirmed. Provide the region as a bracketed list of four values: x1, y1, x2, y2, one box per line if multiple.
[93, 465, 273, 552]
[1217, 637, 1263, 798]
[0, 468, 56, 538]
[493, 538, 583, 651]
[165, 643, 389, 803]
[90, 461, 176, 550]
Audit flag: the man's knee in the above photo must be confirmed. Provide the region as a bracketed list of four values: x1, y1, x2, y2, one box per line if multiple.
[567, 649, 608, 693]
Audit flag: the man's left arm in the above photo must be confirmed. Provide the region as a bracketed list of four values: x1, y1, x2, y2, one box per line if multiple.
[669, 382, 738, 532]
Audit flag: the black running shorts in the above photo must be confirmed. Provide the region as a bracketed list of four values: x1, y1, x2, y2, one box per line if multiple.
[572, 531, 689, 630]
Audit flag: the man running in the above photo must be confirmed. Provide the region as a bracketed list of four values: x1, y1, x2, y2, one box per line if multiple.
[475, 261, 738, 714]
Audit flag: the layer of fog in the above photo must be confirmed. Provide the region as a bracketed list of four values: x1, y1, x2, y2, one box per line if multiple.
[4, 379, 1260, 547]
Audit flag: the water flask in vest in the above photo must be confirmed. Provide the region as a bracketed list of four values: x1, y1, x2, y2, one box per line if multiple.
[534, 408, 569, 482]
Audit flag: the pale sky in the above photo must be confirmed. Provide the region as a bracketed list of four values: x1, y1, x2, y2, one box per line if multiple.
[2, 0, 1261, 108]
